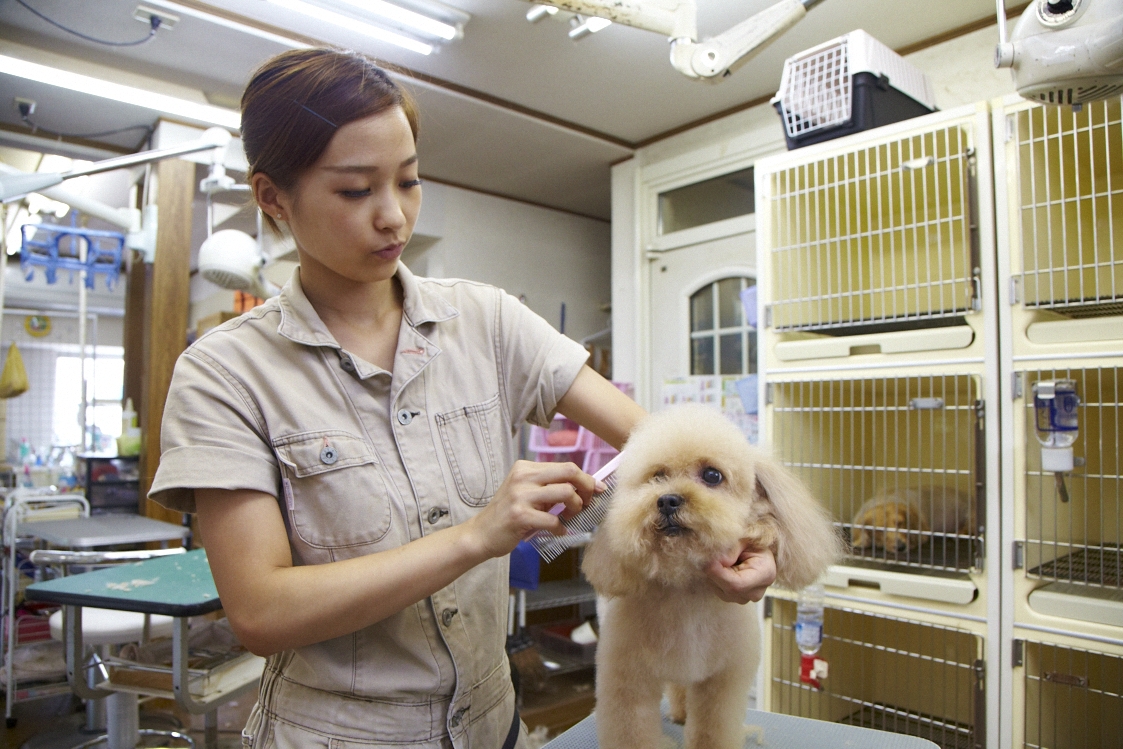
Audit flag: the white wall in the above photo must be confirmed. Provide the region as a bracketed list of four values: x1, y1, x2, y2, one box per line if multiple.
[613, 23, 1020, 401]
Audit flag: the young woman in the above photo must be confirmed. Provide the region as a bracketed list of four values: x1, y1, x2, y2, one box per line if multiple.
[151, 48, 776, 749]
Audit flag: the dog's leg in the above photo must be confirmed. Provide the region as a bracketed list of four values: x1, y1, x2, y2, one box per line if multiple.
[683, 664, 754, 749]
[666, 683, 687, 724]
[595, 654, 663, 749]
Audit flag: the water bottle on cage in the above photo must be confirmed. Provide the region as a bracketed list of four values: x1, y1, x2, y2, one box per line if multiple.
[795, 583, 828, 689]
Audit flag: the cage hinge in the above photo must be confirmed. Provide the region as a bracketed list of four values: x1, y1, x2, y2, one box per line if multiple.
[765, 383, 774, 406]
[763, 305, 772, 329]
[970, 269, 983, 311]
[1013, 541, 1025, 569]
[973, 658, 986, 690]
[1012, 372, 1024, 400]
[1013, 638, 1024, 668]
[974, 540, 985, 572]
[974, 399, 985, 429]
[1009, 275, 1021, 305]
[1006, 114, 1017, 142]
[763, 596, 773, 619]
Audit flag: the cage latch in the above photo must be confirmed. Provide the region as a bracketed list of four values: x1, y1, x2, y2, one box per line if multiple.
[763, 305, 772, 329]
[1009, 275, 1021, 305]
[1013, 541, 1024, 569]
[908, 397, 944, 410]
[974, 399, 985, 430]
[1044, 671, 1088, 688]
[1012, 638, 1024, 668]
[973, 659, 986, 691]
[762, 596, 773, 619]
[1012, 372, 1024, 400]
[765, 383, 774, 405]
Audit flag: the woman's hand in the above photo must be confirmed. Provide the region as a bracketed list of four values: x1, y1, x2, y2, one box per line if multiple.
[705, 544, 778, 604]
[463, 460, 602, 560]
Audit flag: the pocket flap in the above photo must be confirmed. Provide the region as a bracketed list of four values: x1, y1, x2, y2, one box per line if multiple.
[273, 431, 375, 478]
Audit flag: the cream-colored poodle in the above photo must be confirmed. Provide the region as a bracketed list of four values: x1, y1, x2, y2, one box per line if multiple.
[849, 486, 975, 552]
[582, 404, 841, 749]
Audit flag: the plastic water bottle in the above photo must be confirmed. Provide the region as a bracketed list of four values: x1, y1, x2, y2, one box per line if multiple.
[794, 583, 824, 656]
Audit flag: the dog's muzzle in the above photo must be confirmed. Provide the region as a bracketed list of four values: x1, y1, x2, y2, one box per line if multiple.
[655, 494, 687, 536]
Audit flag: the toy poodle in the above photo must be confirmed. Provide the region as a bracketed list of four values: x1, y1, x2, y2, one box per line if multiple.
[582, 404, 841, 749]
[849, 486, 974, 552]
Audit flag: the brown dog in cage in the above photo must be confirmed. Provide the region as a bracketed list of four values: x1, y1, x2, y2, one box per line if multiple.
[582, 404, 841, 749]
[849, 486, 975, 552]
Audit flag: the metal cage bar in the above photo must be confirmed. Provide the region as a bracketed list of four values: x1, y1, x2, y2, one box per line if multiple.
[1017, 97, 1123, 315]
[1022, 640, 1123, 749]
[772, 374, 983, 572]
[770, 600, 984, 749]
[769, 124, 976, 331]
[1023, 367, 1122, 589]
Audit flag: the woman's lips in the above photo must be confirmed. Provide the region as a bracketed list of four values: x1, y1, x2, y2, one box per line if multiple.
[374, 243, 404, 260]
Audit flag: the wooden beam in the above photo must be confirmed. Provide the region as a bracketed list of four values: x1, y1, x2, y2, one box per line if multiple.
[140, 158, 195, 524]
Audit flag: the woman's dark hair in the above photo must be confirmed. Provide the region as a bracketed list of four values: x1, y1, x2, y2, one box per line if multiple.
[241, 48, 419, 233]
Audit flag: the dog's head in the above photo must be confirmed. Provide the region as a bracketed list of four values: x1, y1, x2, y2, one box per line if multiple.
[582, 404, 841, 597]
[850, 500, 928, 552]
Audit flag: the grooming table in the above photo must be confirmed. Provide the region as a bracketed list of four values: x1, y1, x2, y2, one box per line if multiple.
[26, 548, 264, 748]
[19, 514, 188, 548]
[543, 708, 942, 749]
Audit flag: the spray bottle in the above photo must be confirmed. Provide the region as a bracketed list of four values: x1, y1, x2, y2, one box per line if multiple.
[116, 398, 142, 457]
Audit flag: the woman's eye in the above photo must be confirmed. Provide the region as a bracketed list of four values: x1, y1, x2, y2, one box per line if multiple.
[340, 189, 370, 198]
[701, 467, 723, 486]
[400, 179, 423, 189]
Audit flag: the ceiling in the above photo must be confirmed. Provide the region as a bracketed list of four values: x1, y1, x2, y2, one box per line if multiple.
[0, 0, 1013, 221]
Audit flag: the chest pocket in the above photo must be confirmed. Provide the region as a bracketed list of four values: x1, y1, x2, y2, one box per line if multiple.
[273, 431, 392, 550]
[436, 395, 506, 507]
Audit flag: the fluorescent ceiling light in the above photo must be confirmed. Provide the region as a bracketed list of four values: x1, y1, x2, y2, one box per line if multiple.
[267, 0, 434, 55]
[0, 54, 240, 130]
[142, 0, 310, 49]
[334, 0, 459, 40]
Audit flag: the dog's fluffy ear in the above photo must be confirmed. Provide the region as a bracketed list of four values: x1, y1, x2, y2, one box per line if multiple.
[581, 527, 648, 598]
[754, 454, 842, 590]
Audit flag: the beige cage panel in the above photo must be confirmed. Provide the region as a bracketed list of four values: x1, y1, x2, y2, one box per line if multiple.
[770, 375, 983, 572]
[1022, 640, 1122, 749]
[1015, 98, 1123, 316]
[770, 600, 983, 749]
[768, 124, 978, 331]
[1022, 367, 1121, 589]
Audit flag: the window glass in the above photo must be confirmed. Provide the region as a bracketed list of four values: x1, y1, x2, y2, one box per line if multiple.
[691, 337, 715, 376]
[718, 277, 744, 329]
[657, 167, 755, 235]
[719, 333, 743, 375]
[690, 284, 714, 332]
[690, 277, 757, 377]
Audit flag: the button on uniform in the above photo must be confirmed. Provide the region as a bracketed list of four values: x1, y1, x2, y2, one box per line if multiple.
[320, 445, 338, 465]
[397, 409, 413, 425]
[441, 608, 458, 627]
[340, 357, 355, 373]
[427, 507, 447, 525]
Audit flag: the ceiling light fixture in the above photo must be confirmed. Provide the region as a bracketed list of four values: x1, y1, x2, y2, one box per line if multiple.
[266, 0, 434, 54]
[526, 4, 559, 22]
[333, 0, 460, 40]
[0, 54, 240, 129]
[568, 14, 611, 40]
[141, 0, 310, 49]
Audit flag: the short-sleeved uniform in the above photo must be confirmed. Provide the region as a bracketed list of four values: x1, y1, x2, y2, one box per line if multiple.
[150, 263, 588, 749]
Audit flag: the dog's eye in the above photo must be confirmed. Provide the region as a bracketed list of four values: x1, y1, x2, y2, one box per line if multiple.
[652, 469, 667, 480]
[701, 467, 723, 486]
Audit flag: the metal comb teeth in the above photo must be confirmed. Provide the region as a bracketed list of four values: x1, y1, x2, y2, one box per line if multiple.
[529, 453, 622, 563]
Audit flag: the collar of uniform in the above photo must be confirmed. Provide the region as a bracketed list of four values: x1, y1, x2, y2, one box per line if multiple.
[276, 263, 459, 348]
[396, 262, 460, 327]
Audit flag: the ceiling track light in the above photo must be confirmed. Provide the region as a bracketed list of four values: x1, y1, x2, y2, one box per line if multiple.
[526, 4, 559, 22]
[568, 14, 611, 40]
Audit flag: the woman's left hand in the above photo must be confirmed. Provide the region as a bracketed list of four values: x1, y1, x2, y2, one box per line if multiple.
[705, 545, 777, 604]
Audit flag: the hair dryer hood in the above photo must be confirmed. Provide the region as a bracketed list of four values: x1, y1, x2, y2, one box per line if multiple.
[198, 229, 266, 294]
[1007, 0, 1123, 105]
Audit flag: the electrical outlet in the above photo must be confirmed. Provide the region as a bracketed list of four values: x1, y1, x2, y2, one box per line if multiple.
[14, 98, 36, 117]
[133, 4, 178, 30]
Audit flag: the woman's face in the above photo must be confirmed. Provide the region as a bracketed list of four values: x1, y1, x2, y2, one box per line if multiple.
[279, 106, 421, 286]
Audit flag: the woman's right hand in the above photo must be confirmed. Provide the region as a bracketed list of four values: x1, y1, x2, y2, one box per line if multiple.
[463, 460, 602, 560]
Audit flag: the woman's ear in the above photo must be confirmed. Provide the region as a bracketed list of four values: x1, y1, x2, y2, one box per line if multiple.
[754, 453, 843, 590]
[251, 171, 286, 222]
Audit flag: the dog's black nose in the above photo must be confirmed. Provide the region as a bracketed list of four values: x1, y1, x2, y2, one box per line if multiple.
[657, 494, 683, 516]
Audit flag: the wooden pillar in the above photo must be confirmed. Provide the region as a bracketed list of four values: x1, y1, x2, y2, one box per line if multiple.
[140, 158, 195, 523]
[122, 253, 150, 513]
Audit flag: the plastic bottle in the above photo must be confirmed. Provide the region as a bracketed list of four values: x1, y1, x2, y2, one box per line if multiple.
[794, 583, 824, 655]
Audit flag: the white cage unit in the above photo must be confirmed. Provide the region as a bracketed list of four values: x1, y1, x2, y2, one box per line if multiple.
[765, 599, 985, 749]
[757, 101, 1001, 747]
[994, 93, 1123, 749]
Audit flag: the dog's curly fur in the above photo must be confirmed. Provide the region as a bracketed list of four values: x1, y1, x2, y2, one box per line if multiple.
[582, 404, 841, 749]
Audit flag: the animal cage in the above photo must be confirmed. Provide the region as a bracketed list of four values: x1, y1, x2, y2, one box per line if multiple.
[767, 121, 980, 331]
[1021, 367, 1121, 591]
[1011, 97, 1123, 317]
[769, 600, 984, 749]
[770, 374, 984, 572]
[1020, 640, 1122, 749]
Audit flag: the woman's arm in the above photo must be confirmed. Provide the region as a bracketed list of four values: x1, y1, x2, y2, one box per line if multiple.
[197, 459, 599, 656]
[555, 366, 647, 450]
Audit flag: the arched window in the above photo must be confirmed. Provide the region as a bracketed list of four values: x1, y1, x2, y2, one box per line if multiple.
[690, 277, 756, 376]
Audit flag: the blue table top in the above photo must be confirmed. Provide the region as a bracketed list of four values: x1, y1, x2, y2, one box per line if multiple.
[543, 709, 941, 749]
[25, 548, 221, 617]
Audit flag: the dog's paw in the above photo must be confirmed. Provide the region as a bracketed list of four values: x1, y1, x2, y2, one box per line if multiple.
[742, 724, 765, 746]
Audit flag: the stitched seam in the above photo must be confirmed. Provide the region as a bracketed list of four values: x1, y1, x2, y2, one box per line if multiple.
[493, 288, 514, 432]
[185, 348, 269, 437]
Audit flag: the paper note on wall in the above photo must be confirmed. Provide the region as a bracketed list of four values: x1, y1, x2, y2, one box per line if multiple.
[662, 375, 759, 444]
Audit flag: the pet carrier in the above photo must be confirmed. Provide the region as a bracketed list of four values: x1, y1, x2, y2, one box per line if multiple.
[767, 600, 985, 749]
[772, 30, 937, 151]
[996, 95, 1123, 354]
[769, 374, 985, 578]
[1014, 366, 1123, 629]
[1017, 639, 1123, 749]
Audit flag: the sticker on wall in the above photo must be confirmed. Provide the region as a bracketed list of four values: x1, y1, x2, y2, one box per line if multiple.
[24, 315, 51, 338]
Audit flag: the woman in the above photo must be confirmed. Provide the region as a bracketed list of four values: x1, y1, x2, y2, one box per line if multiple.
[151, 48, 775, 749]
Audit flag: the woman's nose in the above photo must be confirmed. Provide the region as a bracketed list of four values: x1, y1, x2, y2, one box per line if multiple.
[373, 192, 407, 232]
